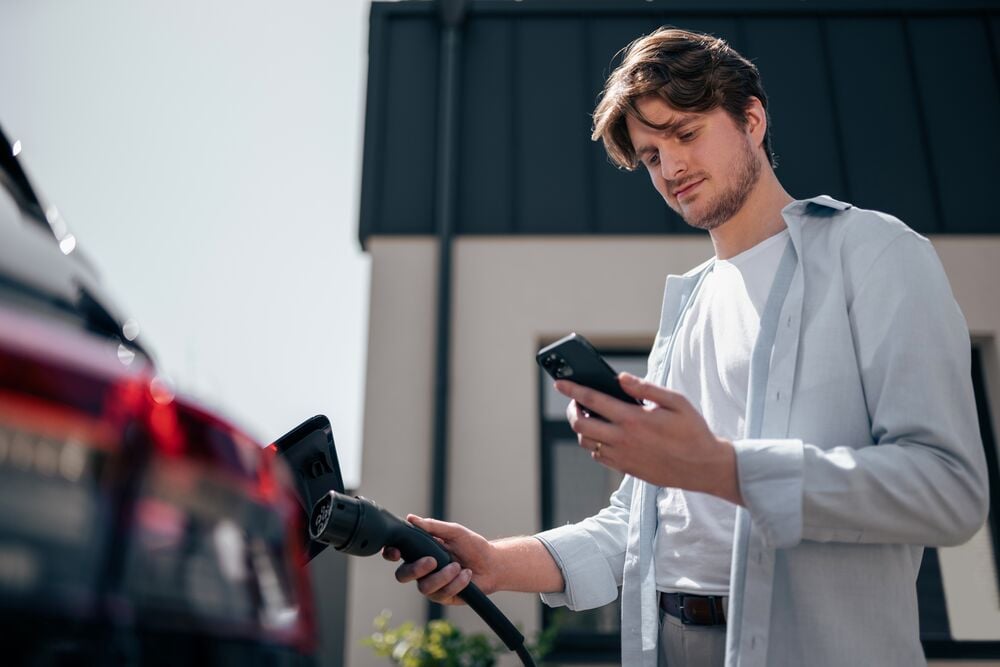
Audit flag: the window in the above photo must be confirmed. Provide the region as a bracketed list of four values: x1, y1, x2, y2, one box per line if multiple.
[918, 345, 1000, 659]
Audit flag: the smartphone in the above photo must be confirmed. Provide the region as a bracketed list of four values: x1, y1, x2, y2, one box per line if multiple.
[536, 333, 642, 420]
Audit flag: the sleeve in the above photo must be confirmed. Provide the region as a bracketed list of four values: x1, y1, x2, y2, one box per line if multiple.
[533, 474, 634, 610]
[733, 232, 989, 549]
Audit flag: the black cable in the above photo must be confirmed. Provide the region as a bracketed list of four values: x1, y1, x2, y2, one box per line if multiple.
[515, 644, 538, 667]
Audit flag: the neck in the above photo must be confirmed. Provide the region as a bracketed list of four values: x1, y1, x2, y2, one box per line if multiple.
[708, 167, 793, 260]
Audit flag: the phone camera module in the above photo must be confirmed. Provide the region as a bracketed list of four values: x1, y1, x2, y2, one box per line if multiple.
[556, 364, 574, 379]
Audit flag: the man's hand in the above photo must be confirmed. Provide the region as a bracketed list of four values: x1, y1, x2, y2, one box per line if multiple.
[559, 372, 744, 505]
[382, 515, 497, 605]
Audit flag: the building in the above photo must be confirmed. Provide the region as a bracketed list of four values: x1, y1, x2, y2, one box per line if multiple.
[347, 1, 1000, 664]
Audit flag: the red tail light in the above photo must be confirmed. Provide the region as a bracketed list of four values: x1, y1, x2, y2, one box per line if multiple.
[0, 305, 317, 660]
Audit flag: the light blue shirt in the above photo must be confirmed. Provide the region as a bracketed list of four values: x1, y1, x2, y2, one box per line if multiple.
[535, 196, 990, 667]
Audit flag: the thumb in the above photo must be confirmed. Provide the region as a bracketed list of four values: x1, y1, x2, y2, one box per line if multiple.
[407, 515, 466, 540]
[619, 372, 681, 409]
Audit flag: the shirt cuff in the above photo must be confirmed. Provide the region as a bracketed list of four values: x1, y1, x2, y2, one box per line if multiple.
[733, 438, 804, 548]
[533, 525, 621, 611]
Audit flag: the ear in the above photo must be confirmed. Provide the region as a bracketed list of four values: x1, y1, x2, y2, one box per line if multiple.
[743, 97, 768, 151]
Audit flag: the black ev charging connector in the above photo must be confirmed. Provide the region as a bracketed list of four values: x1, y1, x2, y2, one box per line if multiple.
[272, 416, 537, 667]
[309, 490, 536, 666]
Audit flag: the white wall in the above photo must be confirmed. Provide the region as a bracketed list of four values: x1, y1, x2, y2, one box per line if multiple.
[0, 0, 371, 489]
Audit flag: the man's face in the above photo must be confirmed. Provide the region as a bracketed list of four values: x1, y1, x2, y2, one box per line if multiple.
[625, 95, 761, 230]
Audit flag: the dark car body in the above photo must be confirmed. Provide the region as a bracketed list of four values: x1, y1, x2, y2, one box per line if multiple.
[0, 127, 317, 666]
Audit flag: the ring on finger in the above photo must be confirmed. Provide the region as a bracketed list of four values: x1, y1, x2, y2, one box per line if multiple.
[594, 442, 603, 457]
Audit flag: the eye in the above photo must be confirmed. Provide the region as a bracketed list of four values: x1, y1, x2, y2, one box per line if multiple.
[648, 152, 660, 166]
[678, 130, 697, 142]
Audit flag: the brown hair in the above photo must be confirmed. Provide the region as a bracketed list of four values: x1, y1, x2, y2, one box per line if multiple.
[592, 27, 775, 170]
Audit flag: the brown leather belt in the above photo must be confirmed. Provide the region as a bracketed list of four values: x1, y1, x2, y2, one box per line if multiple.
[659, 592, 728, 626]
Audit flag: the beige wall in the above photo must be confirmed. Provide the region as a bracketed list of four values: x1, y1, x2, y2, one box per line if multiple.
[348, 235, 1000, 666]
[345, 239, 439, 667]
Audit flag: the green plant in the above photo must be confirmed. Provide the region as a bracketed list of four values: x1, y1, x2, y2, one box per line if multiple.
[364, 611, 498, 667]
[364, 610, 559, 667]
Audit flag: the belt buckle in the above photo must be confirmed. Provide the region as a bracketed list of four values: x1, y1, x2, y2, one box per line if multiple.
[679, 594, 720, 625]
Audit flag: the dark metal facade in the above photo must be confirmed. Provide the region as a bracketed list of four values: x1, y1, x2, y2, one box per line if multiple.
[359, 0, 1000, 246]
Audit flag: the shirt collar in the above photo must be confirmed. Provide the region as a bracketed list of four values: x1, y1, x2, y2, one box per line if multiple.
[782, 194, 853, 217]
[683, 195, 852, 279]
[780, 195, 853, 253]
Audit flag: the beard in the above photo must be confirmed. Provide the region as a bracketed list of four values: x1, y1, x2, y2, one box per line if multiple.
[679, 138, 761, 231]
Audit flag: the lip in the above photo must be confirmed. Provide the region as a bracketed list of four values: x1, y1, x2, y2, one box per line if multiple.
[673, 179, 704, 201]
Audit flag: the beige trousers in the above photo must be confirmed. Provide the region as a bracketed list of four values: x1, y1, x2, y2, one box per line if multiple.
[657, 608, 728, 667]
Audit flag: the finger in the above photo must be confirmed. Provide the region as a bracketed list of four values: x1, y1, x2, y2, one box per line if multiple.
[394, 556, 438, 583]
[569, 399, 601, 424]
[429, 568, 473, 605]
[416, 562, 463, 598]
[618, 372, 684, 410]
[568, 407, 623, 446]
[407, 515, 467, 541]
[579, 430, 622, 468]
[554, 380, 634, 423]
[382, 547, 402, 562]
[566, 402, 581, 428]
[590, 443, 623, 470]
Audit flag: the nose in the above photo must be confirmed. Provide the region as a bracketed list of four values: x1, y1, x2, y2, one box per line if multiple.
[659, 149, 687, 181]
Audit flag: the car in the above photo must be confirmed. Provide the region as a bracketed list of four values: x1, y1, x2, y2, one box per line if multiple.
[0, 125, 320, 666]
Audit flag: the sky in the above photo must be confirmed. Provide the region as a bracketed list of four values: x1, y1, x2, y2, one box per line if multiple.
[0, 1, 373, 488]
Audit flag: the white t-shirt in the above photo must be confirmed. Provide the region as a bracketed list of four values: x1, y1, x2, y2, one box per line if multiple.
[653, 228, 789, 595]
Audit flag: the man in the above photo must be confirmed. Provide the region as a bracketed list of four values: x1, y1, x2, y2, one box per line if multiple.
[385, 27, 989, 666]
